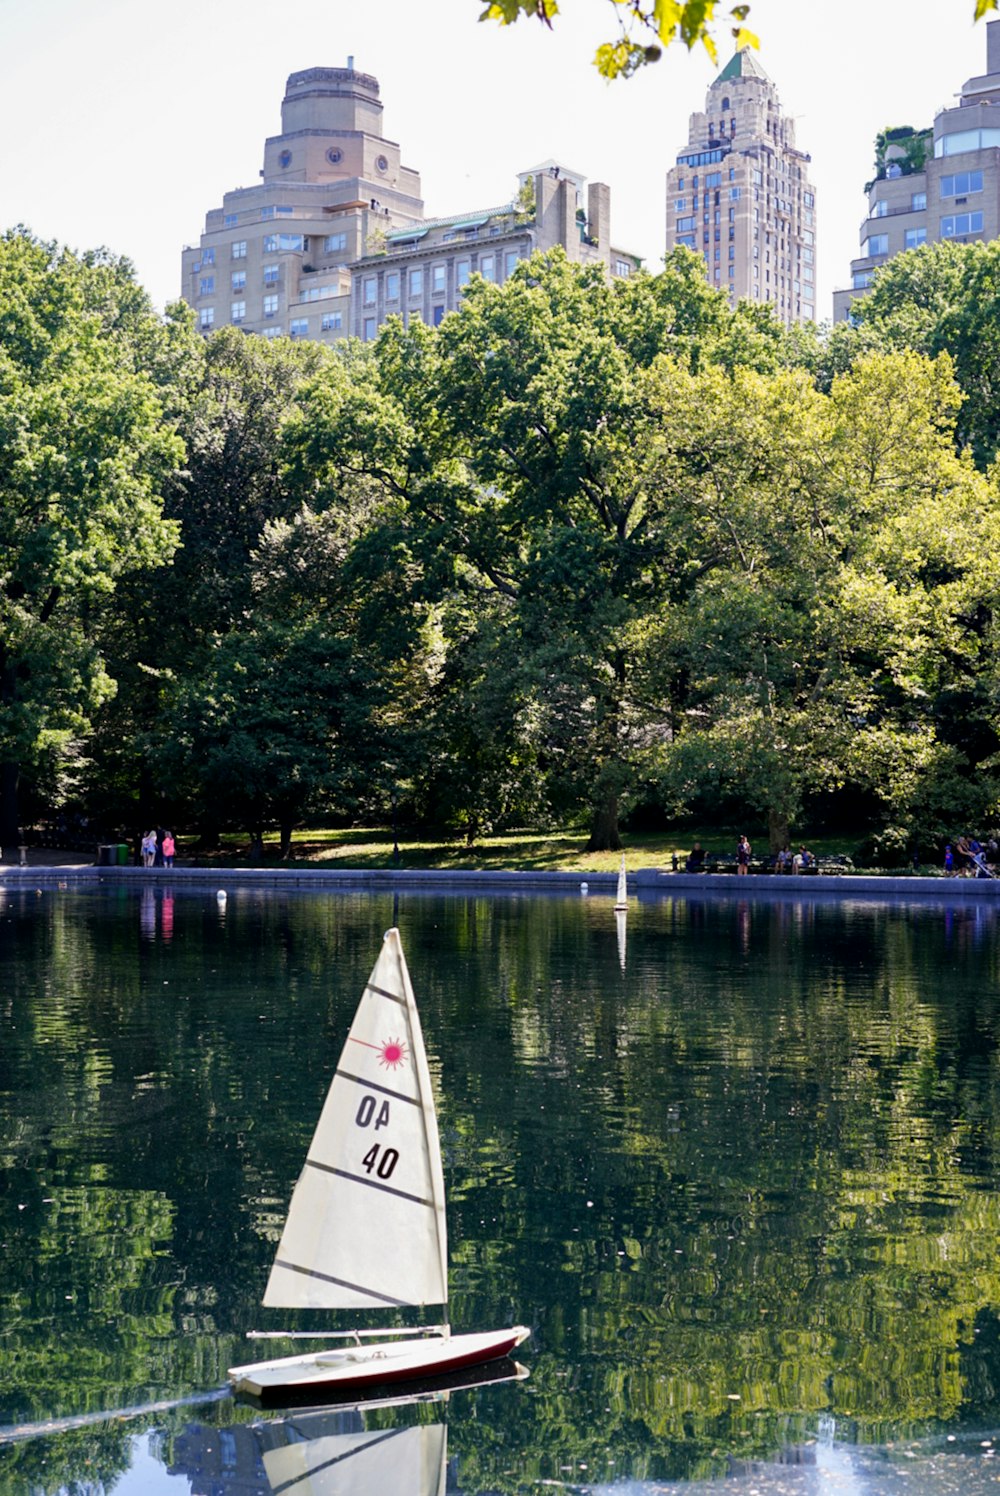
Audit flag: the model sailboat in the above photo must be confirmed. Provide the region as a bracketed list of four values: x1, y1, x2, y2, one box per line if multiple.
[614, 854, 628, 912]
[229, 928, 529, 1402]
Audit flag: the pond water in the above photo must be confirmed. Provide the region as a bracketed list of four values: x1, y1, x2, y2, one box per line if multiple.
[2, 883, 1000, 1494]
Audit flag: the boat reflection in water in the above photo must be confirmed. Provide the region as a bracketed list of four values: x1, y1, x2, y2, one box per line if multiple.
[168, 1362, 528, 1496]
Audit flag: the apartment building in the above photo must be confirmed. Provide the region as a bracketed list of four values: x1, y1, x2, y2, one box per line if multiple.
[833, 20, 1000, 321]
[182, 71, 640, 346]
[664, 48, 817, 325]
[351, 163, 639, 339]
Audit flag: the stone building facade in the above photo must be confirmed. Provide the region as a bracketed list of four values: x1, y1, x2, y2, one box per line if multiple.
[181, 69, 639, 346]
[664, 48, 817, 325]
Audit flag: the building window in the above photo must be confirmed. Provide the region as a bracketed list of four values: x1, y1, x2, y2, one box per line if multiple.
[263, 294, 279, 317]
[614, 259, 632, 277]
[480, 255, 495, 281]
[456, 258, 471, 288]
[363, 317, 377, 341]
[385, 271, 400, 300]
[432, 264, 446, 294]
[324, 232, 348, 254]
[904, 227, 927, 249]
[872, 200, 888, 218]
[409, 267, 423, 297]
[911, 191, 927, 211]
[940, 170, 984, 197]
[433, 305, 446, 326]
[202, 247, 215, 266]
[199, 276, 214, 295]
[231, 272, 245, 292]
[729, 188, 740, 202]
[232, 241, 247, 259]
[199, 308, 214, 330]
[941, 211, 984, 237]
[321, 312, 342, 331]
[675, 197, 686, 210]
[264, 264, 279, 286]
[224, 214, 238, 227]
[676, 216, 695, 232]
[729, 265, 735, 278]
[705, 171, 722, 187]
[289, 318, 308, 338]
[263, 233, 305, 253]
[230, 301, 246, 323]
[261, 325, 283, 339]
[853, 270, 874, 288]
[363, 276, 377, 306]
[504, 251, 520, 276]
[676, 234, 696, 247]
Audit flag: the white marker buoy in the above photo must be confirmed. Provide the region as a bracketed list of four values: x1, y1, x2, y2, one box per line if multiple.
[580, 882, 589, 894]
[217, 890, 227, 902]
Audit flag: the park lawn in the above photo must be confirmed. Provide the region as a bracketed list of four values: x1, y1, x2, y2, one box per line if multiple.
[191, 826, 862, 873]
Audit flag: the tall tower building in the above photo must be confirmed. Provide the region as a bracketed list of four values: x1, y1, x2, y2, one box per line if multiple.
[664, 50, 817, 324]
[833, 20, 1000, 321]
[181, 63, 425, 344]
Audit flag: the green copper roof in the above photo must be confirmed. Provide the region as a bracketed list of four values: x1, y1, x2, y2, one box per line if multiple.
[714, 47, 772, 85]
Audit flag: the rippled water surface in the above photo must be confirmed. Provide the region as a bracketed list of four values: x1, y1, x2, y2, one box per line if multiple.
[2, 883, 1000, 1493]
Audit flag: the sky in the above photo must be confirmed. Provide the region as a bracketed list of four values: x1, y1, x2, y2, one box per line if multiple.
[0, 0, 992, 321]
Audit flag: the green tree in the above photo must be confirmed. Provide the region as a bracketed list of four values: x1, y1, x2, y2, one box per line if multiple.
[0, 232, 183, 844]
[479, 0, 997, 79]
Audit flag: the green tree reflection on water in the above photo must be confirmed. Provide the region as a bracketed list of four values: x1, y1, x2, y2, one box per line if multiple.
[2, 887, 1000, 1491]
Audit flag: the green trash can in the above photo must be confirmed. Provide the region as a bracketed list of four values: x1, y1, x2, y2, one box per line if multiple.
[117, 843, 129, 865]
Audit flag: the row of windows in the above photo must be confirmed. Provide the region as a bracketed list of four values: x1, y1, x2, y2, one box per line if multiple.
[199, 266, 285, 294]
[863, 214, 981, 260]
[361, 251, 521, 304]
[199, 307, 344, 334]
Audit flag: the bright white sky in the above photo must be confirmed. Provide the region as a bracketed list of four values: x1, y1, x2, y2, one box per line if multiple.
[0, 0, 990, 322]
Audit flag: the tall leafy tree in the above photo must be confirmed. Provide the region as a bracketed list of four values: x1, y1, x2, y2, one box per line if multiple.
[0, 232, 182, 843]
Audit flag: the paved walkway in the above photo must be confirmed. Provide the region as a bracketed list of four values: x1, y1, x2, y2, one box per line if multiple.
[1, 856, 998, 901]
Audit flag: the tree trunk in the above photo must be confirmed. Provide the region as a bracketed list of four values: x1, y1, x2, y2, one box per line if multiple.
[587, 791, 621, 852]
[768, 807, 790, 854]
[279, 816, 293, 859]
[0, 761, 19, 848]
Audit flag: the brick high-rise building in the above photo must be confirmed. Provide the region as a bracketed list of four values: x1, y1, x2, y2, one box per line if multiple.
[664, 49, 817, 324]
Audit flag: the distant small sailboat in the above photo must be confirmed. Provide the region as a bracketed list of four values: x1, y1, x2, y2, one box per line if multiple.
[229, 928, 530, 1403]
[614, 854, 628, 912]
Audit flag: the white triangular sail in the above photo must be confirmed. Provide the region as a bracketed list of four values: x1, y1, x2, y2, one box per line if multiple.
[616, 909, 627, 972]
[263, 929, 449, 1312]
[262, 1424, 447, 1496]
[614, 854, 628, 911]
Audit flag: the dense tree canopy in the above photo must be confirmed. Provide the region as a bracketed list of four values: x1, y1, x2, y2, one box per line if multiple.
[5, 232, 1000, 858]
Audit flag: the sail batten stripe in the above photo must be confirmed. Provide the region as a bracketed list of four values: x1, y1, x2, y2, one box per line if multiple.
[270, 1428, 410, 1495]
[271, 1258, 409, 1305]
[334, 1069, 420, 1105]
[364, 981, 407, 1006]
[304, 1158, 435, 1207]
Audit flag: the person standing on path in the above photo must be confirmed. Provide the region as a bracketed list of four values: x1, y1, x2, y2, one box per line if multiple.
[737, 835, 751, 875]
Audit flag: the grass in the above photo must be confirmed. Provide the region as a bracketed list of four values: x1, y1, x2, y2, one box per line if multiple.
[186, 825, 868, 873]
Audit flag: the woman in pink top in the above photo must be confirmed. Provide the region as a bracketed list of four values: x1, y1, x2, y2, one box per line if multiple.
[161, 831, 175, 868]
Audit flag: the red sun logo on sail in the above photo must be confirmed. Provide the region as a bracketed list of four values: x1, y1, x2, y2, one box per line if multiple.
[378, 1036, 409, 1069]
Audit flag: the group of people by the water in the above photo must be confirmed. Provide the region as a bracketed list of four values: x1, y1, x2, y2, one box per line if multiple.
[944, 835, 996, 878]
[684, 839, 815, 875]
[140, 829, 175, 868]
